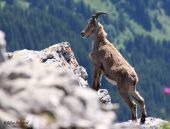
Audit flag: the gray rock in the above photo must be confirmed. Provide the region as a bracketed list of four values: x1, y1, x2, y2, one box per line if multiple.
[98, 89, 119, 113]
[74, 66, 88, 80]
[6, 42, 89, 88]
[0, 59, 115, 129]
[0, 30, 6, 63]
[0, 41, 116, 129]
[98, 89, 112, 105]
[112, 117, 169, 129]
[74, 66, 89, 87]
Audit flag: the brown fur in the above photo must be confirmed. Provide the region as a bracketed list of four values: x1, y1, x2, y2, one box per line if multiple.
[81, 19, 147, 123]
[91, 24, 138, 86]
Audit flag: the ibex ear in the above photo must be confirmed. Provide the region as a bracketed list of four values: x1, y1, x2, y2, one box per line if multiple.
[94, 19, 98, 26]
[91, 17, 98, 26]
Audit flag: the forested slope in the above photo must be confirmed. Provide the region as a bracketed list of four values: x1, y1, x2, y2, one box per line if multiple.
[0, 0, 170, 121]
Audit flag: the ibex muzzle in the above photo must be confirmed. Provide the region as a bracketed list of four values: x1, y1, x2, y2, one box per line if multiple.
[81, 12, 107, 38]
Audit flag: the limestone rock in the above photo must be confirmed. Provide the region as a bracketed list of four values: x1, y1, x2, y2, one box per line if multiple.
[112, 117, 169, 129]
[7, 42, 89, 88]
[0, 59, 115, 129]
[0, 42, 115, 129]
[98, 89, 112, 105]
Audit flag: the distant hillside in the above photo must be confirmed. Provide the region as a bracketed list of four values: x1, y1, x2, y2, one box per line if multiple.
[0, 0, 170, 121]
[74, 0, 170, 45]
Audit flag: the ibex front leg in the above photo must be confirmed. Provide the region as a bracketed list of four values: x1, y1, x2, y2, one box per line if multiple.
[92, 65, 102, 91]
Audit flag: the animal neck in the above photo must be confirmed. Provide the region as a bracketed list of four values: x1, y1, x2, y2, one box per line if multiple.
[92, 24, 108, 50]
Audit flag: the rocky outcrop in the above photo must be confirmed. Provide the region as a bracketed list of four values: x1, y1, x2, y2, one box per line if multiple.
[98, 89, 112, 105]
[6, 41, 112, 105]
[7, 42, 88, 88]
[0, 59, 115, 129]
[1, 31, 169, 129]
[112, 117, 169, 129]
[0, 31, 115, 129]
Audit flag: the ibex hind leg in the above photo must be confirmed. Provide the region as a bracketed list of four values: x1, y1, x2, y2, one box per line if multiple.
[129, 85, 147, 124]
[118, 86, 137, 121]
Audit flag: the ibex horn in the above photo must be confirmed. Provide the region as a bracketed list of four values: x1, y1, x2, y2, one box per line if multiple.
[92, 11, 107, 19]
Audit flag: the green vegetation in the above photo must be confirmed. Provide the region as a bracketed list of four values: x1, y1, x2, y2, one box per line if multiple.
[13, 0, 30, 10]
[0, 0, 170, 121]
[75, 0, 170, 43]
[161, 123, 170, 129]
[0, 1, 6, 9]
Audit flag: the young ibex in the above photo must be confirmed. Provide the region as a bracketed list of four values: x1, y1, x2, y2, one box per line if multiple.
[81, 12, 147, 123]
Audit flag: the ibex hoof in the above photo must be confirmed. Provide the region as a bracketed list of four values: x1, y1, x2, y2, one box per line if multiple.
[132, 114, 137, 122]
[140, 116, 146, 124]
[132, 119, 137, 122]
